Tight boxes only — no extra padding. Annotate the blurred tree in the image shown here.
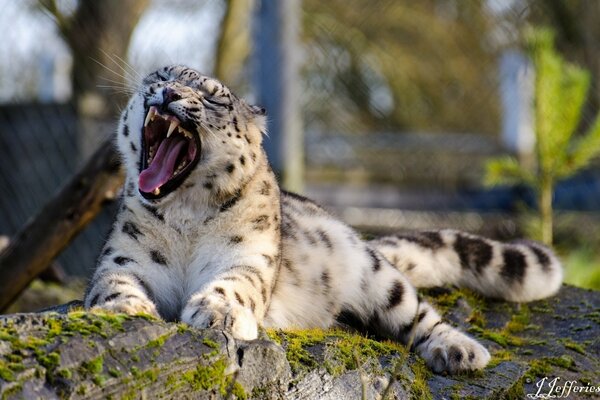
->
[485,28,600,245]
[38,0,149,118]
[526,0,600,127]
[302,0,501,135]
[214,0,253,88]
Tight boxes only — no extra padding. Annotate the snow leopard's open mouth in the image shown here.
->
[138,106,201,200]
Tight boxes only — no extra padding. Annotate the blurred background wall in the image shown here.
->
[1,0,600,305]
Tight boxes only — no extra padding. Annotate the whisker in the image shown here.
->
[100,49,143,83]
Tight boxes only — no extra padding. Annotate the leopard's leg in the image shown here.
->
[85,248,160,318]
[180,252,279,341]
[337,244,490,374]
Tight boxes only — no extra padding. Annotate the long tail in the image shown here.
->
[370,229,563,302]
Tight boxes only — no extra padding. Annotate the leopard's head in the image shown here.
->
[118,65,266,203]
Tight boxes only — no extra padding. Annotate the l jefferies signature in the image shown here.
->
[528,377,600,398]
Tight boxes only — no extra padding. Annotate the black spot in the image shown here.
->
[502,248,527,284]
[123,110,128,122]
[283,258,301,286]
[451,348,463,363]
[244,135,252,144]
[122,221,143,241]
[396,231,444,250]
[234,292,244,306]
[250,152,256,161]
[249,298,256,312]
[191,308,201,320]
[141,203,164,222]
[417,309,428,323]
[453,234,493,273]
[104,292,121,302]
[89,293,100,307]
[129,273,154,302]
[220,191,241,212]
[262,254,274,266]
[261,287,268,304]
[252,215,270,231]
[230,235,243,244]
[387,281,404,309]
[150,250,168,266]
[317,230,333,248]
[528,245,551,271]
[130,142,137,152]
[233,116,240,132]
[468,351,475,361]
[406,262,416,271]
[100,246,114,258]
[321,271,331,292]
[367,248,381,272]
[122,125,129,137]
[214,287,226,297]
[126,181,135,197]
[113,256,135,266]
[239,155,246,165]
[226,164,235,173]
[259,181,272,196]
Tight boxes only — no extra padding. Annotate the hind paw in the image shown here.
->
[417,325,490,374]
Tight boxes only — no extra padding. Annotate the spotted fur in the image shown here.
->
[85,65,563,374]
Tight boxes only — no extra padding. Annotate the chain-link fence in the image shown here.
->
[1,0,600,282]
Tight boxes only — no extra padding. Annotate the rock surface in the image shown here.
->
[0,284,598,399]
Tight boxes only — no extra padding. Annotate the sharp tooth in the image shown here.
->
[167,120,179,138]
[153,188,160,195]
[144,107,156,126]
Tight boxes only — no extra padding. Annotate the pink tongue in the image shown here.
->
[139,137,186,193]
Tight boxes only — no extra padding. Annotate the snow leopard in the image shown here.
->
[84,65,563,374]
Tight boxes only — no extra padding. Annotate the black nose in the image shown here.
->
[163,87,182,106]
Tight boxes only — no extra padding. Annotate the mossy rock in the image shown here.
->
[0,284,599,399]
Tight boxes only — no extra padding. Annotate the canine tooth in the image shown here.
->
[167,120,179,138]
[153,188,160,195]
[144,107,156,126]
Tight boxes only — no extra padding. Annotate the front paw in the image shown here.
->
[92,296,160,319]
[181,294,258,341]
[417,326,490,374]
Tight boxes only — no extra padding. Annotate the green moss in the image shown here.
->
[130,366,141,378]
[57,368,72,379]
[82,355,104,375]
[268,328,408,378]
[143,368,159,383]
[423,287,487,316]
[466,309,486,328]
[147,332,172,348]
[36,350,61,382]
[488,349,512,368]
[176,357,246,399]
[202,338,220,349]
[560,338,586,355]
[0,360,16,382]
[266,329,325,373]
[547,355,576,370]
[408,357,433,400]
[108,367,122,378]
[525,359,554,380]
[469,326,524,347]
[504,306,531,333]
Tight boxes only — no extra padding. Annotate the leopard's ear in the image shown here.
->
[250,105,266,116]
[243,101,267,135]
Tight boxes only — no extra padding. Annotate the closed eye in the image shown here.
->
[202,97,230,107]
